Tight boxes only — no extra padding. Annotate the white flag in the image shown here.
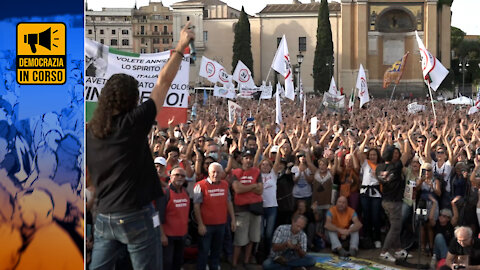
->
[233,60,256,88]
[277,82,285,98]
[216,63,234,88]
[415,31,449,91]
[228,100,242,123]
[299,78,304,102]
[356,64,370,108]
[213,85,236,99]
[468,99,480,115]
[199,56,219,84]
[310,117,317,135]
[275,88,282,124]
[328,76,340,96]
[303,96,306,121]
[271,35,295,100]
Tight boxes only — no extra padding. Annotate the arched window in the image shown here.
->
[376,8,415,32]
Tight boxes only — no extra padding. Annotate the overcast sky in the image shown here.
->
[86,0,479,35]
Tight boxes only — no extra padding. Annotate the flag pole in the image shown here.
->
[303,96,306,121]
[257,68,273,114]
[388,84,397,106]
[256,90,262,114]
[427,81,437,119]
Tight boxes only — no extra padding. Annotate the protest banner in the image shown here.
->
[85,39,190,127]
[213,85,236,99]
[260,83,273,99]
[322,92,345,109]
[238,86,260,99]
[407,102,426,114]
[228,100,242,123]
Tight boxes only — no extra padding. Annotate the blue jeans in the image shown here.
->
[360,195,382,241]
[401,202,413,228]
[263,255,316,270]
[90,204,162,270]
[222,215,233,258]
[262,207,278,254]
[197,224,225,270]
[433,233,448,259]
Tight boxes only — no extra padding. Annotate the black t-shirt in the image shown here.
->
[434,221,454,245]
[448,237,480,266]
[87,99,163,213]
[375,161,404,201]
[277,171,294,212]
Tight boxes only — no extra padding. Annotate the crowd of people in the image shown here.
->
[87,91,480,270]
[86,22,480,270]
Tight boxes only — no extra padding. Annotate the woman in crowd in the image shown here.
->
[356,132,383,249]
[292,150,314,209]
[416,162,442,255]
[258,139,283,256]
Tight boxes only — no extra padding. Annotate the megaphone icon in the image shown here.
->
[24,27,51,53]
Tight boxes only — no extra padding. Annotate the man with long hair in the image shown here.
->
[86,23,194,269]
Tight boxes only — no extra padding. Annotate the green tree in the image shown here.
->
[438,0,453,6]
[232,6,254,78]
[313,0,334,94]
[451,26,466,54]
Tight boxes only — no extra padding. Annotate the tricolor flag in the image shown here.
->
[383,52,409,88]
[356,64,370,108]
[415,31,449,91]
[271,35,295,100]
[233,60,256,88]
[348,89,355,112]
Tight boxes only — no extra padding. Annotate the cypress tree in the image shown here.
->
[232,6,254,78]
[313,0,334,94]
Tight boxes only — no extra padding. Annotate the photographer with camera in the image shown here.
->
[441,226,480,270]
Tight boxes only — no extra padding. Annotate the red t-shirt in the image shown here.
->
[231,167,262,206]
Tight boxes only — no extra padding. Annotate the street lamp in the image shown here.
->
[297,52,304,100]
[459,57,469,96]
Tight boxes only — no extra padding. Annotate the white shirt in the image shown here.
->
[292,166,312,198]
[432,160,452,192]
[360,160,381,197]
[262,170,278,208]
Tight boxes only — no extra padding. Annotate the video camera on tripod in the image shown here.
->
[415,197,428,224]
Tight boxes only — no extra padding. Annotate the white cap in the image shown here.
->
[270,145,279,153]
[154,157,166,166]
